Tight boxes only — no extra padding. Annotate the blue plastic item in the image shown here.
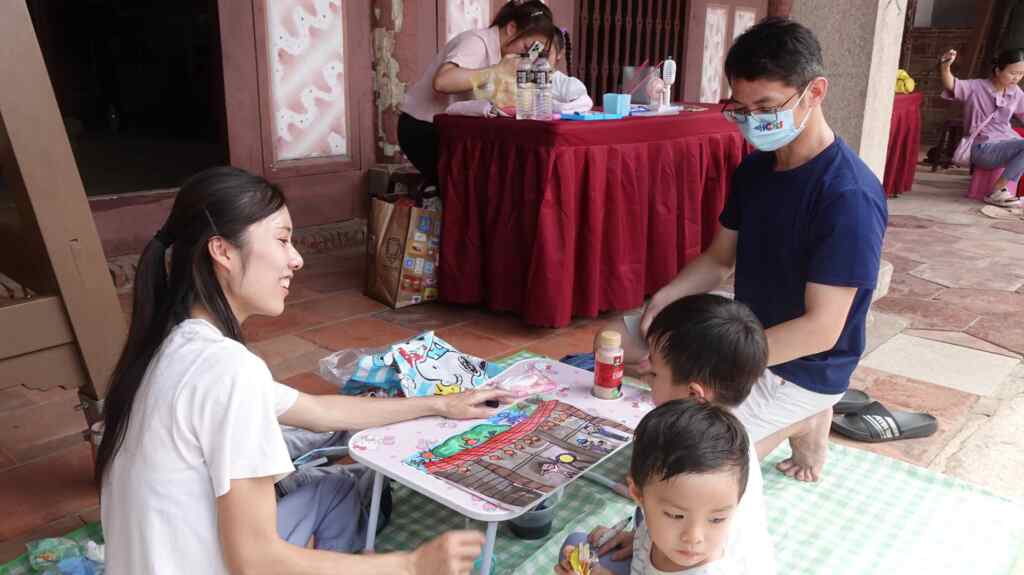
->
[561,112,625,121]
[602,93,632,116]
[560,353,595,372]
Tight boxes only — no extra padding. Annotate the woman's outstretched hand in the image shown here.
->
[439,389,513,420]
[940,49,957,65]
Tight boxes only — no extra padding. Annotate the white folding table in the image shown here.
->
[349,358,654,575]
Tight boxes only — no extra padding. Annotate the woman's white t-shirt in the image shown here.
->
[101,319,299,575]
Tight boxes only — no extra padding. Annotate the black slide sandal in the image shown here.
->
[834,389,872,415]
[831,401,938,443]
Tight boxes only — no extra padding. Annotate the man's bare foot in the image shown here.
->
[776,407,832,482]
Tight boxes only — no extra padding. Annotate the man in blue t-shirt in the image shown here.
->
[610,19,887,483]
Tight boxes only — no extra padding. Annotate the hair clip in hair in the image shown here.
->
[203,208,220,236]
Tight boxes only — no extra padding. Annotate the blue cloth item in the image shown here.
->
[719,138,888,395]
[54,557,99,575]
[344,350,405,397]
[560,353,596,372]
[277,475,367,552]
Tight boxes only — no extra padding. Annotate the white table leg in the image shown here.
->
[479,521,498,575]
[364,472,384,552]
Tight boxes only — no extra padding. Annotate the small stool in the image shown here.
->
[966,166,1018,201]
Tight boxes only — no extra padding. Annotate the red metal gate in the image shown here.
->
[575,0,687,102]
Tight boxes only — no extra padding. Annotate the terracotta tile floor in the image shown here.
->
[4,163,1024,562]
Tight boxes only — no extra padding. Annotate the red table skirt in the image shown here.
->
[437,111,748,327]
[883,92,923,197]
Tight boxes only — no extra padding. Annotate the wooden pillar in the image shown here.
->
[0,0,127,413]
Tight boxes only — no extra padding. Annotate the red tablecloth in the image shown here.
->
[883,92,923,197]
[436,110,748,327]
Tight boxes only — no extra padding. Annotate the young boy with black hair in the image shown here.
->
[557,400,758,575]
[558,294,775,575]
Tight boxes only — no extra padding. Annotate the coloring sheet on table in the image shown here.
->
[405,395,633,509]
[349,358,655,519]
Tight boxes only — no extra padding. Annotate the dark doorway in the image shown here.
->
[14,0,229,201]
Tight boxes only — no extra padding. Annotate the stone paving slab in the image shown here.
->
[862,334,1020,397]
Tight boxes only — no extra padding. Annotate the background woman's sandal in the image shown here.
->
[980,204,1023,220]
[831,401,938,443]
[984,187,1022,208]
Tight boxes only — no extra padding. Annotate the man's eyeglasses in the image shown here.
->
[721,87,805,125]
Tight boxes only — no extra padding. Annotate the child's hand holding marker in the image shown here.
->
[554,543,612,575]
[591,516,633,553]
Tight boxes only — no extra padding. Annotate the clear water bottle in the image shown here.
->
[516,55,535,120]
[533,54,552,121]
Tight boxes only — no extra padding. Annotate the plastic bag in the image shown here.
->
[317,347,389,386]
[27,539,80,571]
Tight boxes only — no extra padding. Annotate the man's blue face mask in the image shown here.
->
[725,85,813,152]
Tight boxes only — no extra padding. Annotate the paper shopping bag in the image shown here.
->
[365,196,441,308]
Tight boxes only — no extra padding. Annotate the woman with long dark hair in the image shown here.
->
[941,47,1024,207]
[398,0,557,186]
[97,166,505,574]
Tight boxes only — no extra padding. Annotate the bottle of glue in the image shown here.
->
[593,331,624,399]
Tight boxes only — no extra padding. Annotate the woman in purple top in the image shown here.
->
[941,48,1024,207]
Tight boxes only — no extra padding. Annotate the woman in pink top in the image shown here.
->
[941,48,1024,207]
[398,0,556,187]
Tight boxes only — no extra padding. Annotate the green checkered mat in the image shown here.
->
[376,443,1024,575]
[375,352,1024,575]
[762,443,1024,575]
